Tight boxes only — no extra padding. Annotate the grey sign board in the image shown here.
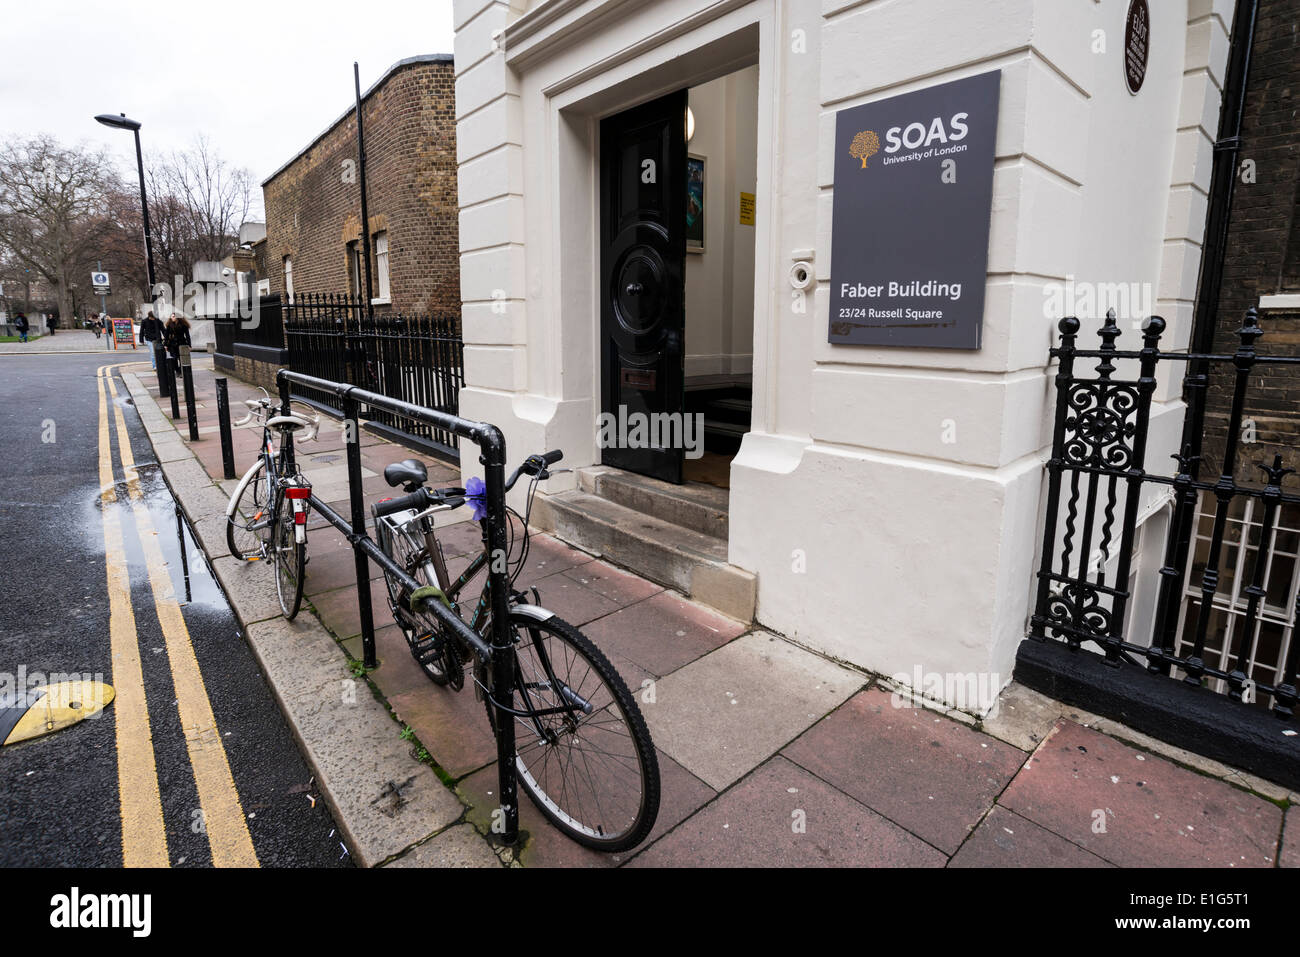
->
[828,70,1001,350]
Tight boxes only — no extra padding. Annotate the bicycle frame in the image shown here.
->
[375,501,592,733]
[226,401,305,551]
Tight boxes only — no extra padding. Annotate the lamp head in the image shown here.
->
[94,113,142,132]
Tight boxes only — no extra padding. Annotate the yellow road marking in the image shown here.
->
[97,370,170,868]
[104,370,259,868]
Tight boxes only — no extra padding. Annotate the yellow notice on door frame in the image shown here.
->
[739,192,756,226]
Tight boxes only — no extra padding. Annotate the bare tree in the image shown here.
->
[0,135,126,324]
[146,136,254,284]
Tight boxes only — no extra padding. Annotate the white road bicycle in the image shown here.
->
[225,390,320,619]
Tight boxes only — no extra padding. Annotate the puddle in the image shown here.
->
[85,460,227,611]
[132,462,227,609]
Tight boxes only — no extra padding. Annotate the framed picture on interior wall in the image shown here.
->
[686,154,705,253]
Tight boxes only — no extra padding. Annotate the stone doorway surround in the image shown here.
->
[452,0,1235,710]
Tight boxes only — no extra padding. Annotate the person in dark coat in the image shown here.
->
[140,312,165,368]
[13,312,29,342]
[162,314,191,363]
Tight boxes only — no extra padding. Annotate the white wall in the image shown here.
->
[684,66,759,379]
[452,0,1231,713]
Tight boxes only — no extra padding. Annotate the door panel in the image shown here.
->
[600,90,687,484]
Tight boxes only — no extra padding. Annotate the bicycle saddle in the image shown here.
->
[384,459,428,492]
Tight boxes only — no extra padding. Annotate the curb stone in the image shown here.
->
[120,370,496,868]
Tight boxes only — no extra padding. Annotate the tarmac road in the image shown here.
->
[0,353,349,867]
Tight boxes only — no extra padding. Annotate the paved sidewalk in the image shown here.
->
[124,354,1299,867]
[0,329,119,354]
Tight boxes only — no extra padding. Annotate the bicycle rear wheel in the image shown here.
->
[380,531,461,688]
[273,492,305,619]
[226,459,269,561]
[486,612,659,852]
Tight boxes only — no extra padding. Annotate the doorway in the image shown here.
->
[598,66,759,490]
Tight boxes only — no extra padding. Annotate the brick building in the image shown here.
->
[1203,0,1300,479]
[261,53,459,315]
[1167,0,1300,716]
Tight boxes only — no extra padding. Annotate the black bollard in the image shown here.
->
[180,346,199,442]
[168,356,181,420]
[215,377,236,480]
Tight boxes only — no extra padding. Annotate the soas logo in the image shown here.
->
[850,130,880,169]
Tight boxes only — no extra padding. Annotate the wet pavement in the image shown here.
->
[0,353,349,866]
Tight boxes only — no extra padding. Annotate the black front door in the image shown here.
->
[600,90,687,484]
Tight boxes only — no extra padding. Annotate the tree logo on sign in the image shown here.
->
[850,130,880,169]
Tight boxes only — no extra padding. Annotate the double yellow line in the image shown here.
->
[97,365,258,868]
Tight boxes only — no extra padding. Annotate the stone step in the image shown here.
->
[534,489,755,622]
[579,466,729,538]
[704,396,752,425]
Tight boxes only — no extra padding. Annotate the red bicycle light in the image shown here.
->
[294,510,308,525]
[286,486,312,500]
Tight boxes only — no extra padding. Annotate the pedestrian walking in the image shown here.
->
[90,314,104,339]
[139,311,165,369]
[163,313,191,365]
[13,312,29,343]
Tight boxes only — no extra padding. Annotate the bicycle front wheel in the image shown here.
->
[226,459,269,561]
[486,612,659,852]
[273,492,305,619]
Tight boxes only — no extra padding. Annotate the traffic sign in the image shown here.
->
[91,270,110,295]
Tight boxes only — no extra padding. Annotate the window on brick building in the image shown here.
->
[374,231,390,303]
[347,242,362,299]
[283,256,294,304]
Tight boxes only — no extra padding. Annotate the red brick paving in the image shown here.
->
[1281,806,1300,868]
[458,748,717,868]
[948,805,1112,868]
[782,686,1025,854]
[629,756,948,868]
[581,591,746,678]
[999,722,1282,868]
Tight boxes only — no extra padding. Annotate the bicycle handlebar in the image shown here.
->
[375,449,562,519]
[505,449,564,493]
[373,487,467,520]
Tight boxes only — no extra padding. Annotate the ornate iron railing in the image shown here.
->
[1029,307,1300,719]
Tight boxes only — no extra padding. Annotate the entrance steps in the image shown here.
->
[533,466,756,622]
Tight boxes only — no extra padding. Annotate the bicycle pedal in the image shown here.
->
[412,633,444,664]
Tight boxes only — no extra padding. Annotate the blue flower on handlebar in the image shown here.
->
[465,476,487,521]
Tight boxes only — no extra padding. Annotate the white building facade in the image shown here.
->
[451,0,1234,711]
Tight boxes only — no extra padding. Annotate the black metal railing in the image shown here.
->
[283,293,465,460]
[1028,307,1300,722]
[282,294,360,409]
[275,368,519,844]
[214,293,288,371]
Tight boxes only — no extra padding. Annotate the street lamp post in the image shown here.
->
[95,112,163,392]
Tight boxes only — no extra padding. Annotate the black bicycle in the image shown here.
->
[371,450,660,851]
[225,391,318,619]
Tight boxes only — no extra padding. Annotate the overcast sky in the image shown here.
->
[0,0,457,218]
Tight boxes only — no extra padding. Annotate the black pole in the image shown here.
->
[344,392,377,668]
[175,504,192,604]
[215,377,236,480]
[168,356,181,420]
[181,347,199,441]
[481,425,518,845]
[132,124,157,304]
[353,63,375,321]
[1183,0,1259,462]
